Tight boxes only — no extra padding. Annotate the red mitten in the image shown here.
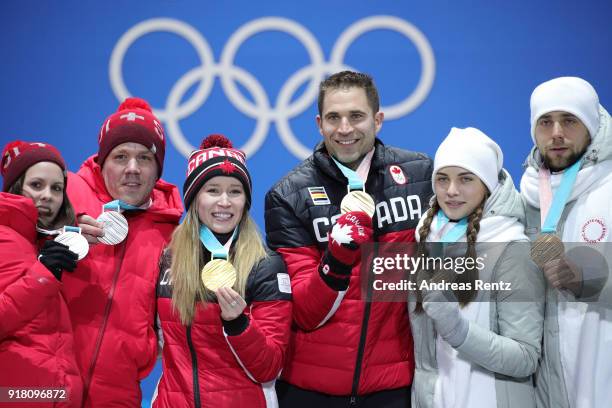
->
[328,211,373,264]
[320,211,373,291]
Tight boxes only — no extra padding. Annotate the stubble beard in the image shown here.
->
[542,147,587,172]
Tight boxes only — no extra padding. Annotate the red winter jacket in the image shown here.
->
[153,249,292,408]
[62,156,183,407]
[0,193,83,408]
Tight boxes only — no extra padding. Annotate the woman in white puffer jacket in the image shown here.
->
[409,127,544,408]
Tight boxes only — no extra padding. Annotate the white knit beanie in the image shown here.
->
[530,77,600,142]
[433,127,503,193]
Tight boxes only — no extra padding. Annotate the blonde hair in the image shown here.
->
[414,196,486,311]
[169,204,267,325]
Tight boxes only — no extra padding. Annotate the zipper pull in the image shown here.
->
[349,396,358,406]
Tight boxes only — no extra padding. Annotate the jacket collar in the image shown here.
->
[0,192,38,242]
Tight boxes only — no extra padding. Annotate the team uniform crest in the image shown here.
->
[308,186,331,205]
[389,165,407,185]
[581,218,608,243]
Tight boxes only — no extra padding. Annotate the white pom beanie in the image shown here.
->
[530,77,600,142]
[433,127,503,193]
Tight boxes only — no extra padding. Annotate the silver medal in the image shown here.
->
[96,211,129,245]
[55,230,89,260]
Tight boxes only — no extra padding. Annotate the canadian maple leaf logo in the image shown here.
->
[330,223,354,245]
[389,165,408,184]
[219,159,236,174]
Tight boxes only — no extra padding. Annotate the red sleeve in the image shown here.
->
[379,228,416,243]
[0,234,60,339]
[225,300,292,383]
[277,246,348,331]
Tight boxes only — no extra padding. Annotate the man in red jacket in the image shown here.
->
[265,71,433,407]
[62,98,183,407]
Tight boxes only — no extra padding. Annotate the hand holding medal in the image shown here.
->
[216,286,247,321]
[76,214,105,244]
[36,225,89,261]
[96,201,129,245]
[54,226,89,260]
[530,234,564,269]
[530,160,581,271]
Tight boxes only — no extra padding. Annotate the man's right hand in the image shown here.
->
[77,214,105,244]
[327,211,373,266]
[542,256,582,296]
[319,211,373,291]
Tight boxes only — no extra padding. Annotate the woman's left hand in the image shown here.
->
[216,287,247,321]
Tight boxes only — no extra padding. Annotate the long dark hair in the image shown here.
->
[414,196,486,312]
[8,172,76,230]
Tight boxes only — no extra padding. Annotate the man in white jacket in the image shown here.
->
[520,76,612,408]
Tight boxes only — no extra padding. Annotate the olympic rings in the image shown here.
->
[109,16,435,159]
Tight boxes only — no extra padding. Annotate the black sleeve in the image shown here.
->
[245,250,292,304]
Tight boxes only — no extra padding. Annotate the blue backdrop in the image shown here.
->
[1,1,610,406]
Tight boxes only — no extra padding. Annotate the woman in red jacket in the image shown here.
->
[0,140,83,407]
[153,135,292,408]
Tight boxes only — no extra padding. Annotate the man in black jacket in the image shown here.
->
[265,71,432,407]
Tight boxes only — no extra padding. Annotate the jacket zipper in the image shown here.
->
[187,326,202,408]
[83,241,127,401]
[349,242,377,405]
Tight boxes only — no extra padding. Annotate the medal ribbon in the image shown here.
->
[539,159,581,233]
[332,157,365,191]
[199,225,237,260]
[538,167,553,228]
[436,211,468,243]
[36,225,82,235]
[63,225,82,234]
[103,199,146,212]
[36,226,62,235]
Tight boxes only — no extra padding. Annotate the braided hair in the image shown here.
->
[414,196,487,312]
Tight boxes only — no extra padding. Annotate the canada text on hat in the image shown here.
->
[182,134,252,210]
[187,147,246,176]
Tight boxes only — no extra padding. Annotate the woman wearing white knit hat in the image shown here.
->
[408,127,545,408]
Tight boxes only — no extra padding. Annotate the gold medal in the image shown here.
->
[531,233,564,268]
[201,259,237,291]
[340,190,375,218]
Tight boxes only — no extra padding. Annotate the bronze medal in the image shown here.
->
[96,211,129,245]
[531,233,564,268]
[201,259,237,291]
[340,190,375,218]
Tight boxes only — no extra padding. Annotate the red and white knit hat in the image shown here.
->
[1,140,66,191]
[97,97,166,176]
[183,134,252,210]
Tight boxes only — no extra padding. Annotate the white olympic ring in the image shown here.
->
[109,16,436,159]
